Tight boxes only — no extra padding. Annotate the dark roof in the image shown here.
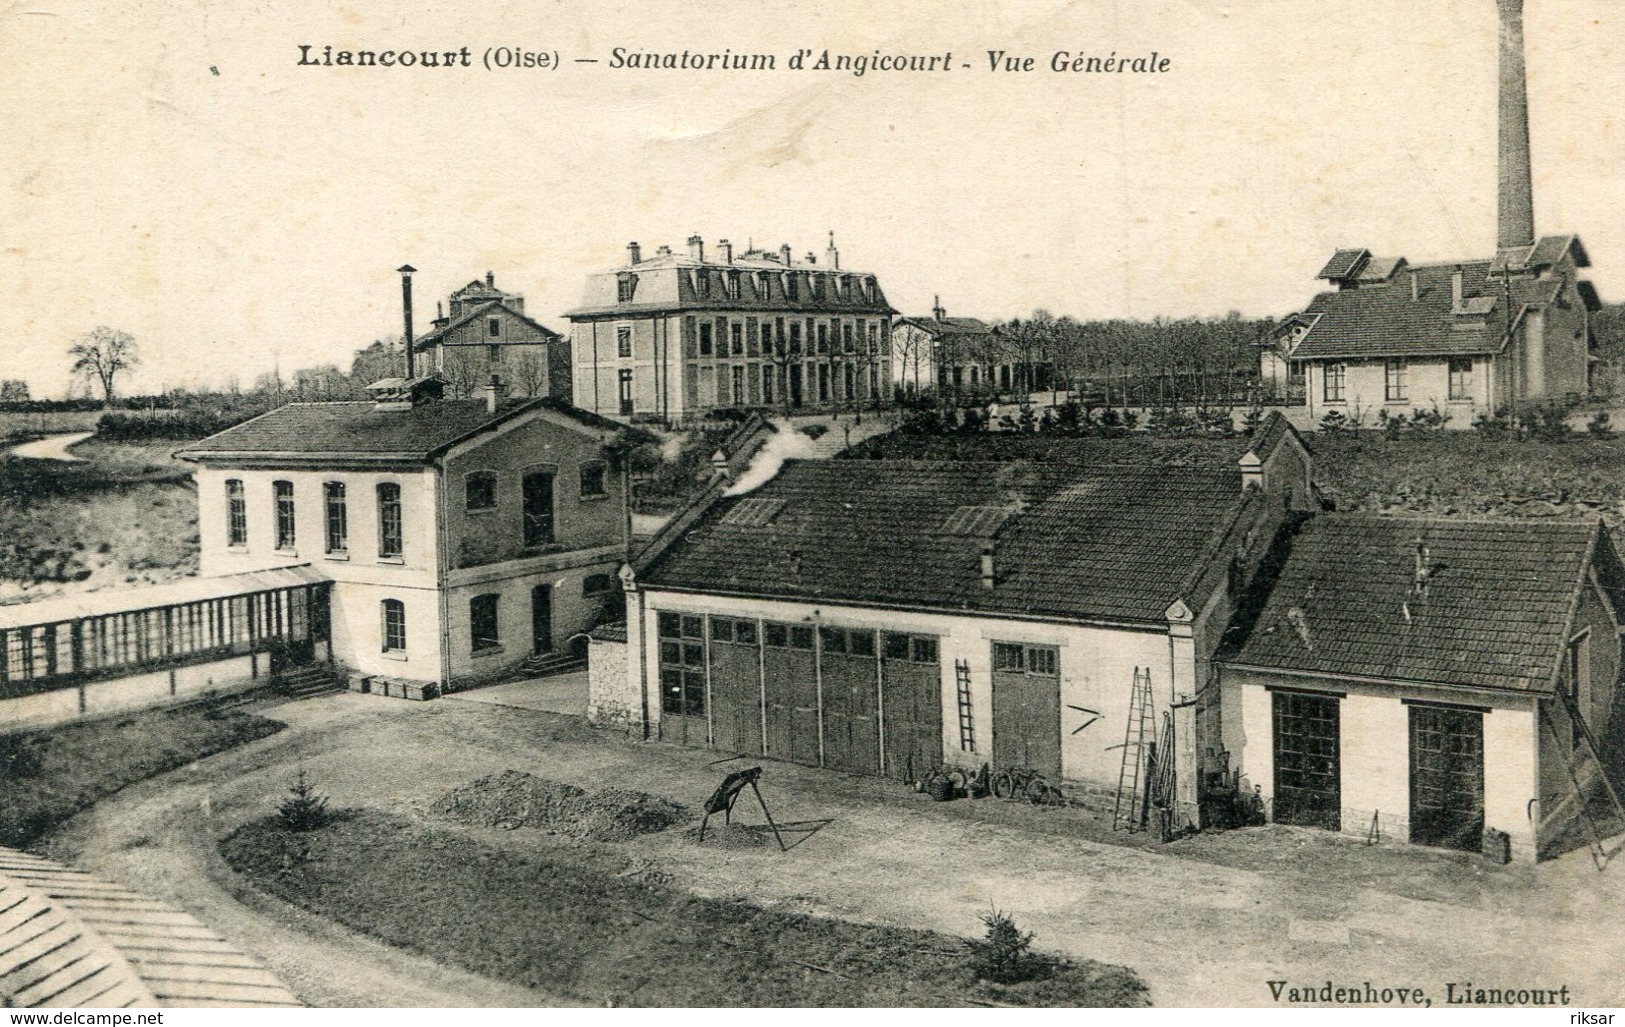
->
[641,459,1247,626]
[416,300,560,349]
[1228,516,1603,693]
[1317,248,1370,281]
[176,396,632,463]
[1291,238,1590,361]
[894,316,995,337]
[589,621,628,642]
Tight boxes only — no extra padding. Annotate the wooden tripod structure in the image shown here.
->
[698,766,787,852]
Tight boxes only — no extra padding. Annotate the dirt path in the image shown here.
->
[42,693,1625,1007]
[7,431,94,462]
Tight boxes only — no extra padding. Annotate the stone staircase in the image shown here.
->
[517,649,587,678]
[275,662,346,700]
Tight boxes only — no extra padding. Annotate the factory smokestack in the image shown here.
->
[398,264,417,379]
[1496,0,1535,251]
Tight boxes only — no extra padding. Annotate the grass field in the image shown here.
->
[0,439,198,603]
[1,701,284,848]
[220,809,1148,1007]
[0,409,102,445]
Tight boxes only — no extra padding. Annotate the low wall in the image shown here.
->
[0,654,260,732]
[586,637,637,731]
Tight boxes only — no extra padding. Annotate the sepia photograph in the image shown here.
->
[2,0,1624,1013]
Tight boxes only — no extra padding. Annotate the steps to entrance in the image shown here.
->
[517,651,587,678]
[275,663,345,700]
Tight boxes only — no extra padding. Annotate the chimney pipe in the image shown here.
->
[981,544,995,589]
[719,239,733,264]
[1496,0,1535,250]
[627,241,641,264]
[687,234,705,263]
[485,270,494,288]
[482,374,501,414]
[780,243,792,266]
[825,231,840,271]
[1451,265,1465,312]
[1410,269,1420,302]
[933,295,946,322]
[398,264,417,379]
[1413,538,1431,595]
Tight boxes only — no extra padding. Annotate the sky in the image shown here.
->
[2,0,1622,398]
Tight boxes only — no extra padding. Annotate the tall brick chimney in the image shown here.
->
[398,264,417,379]
[1496,0,1535,251]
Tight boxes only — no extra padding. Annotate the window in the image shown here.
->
[377,483,403,558]
[618,368,634,415]
[731,366,745,408]
[582,573,613,597]
[273,481,296,550]
[522,469,555,547]
[1323,363,1346,403]
[762,365,775,404]
[488,344,503,364]
[579,460,608,498]
[843,323,854,352]
[465,471,497,512]
[617,326,633,359]
[699,322,713,356]
[616,272,637,303]
[657,612,706,717]
[730,322,744,355]
[993,642,1025,672]
[1448,357,1474,401]
[726,271,741,300]
[470,594,500,652]
[488,317,501,338]
[817,323,829,354]
[225,479,247,546]
[882,632,939,663]
[323,482,347,554]
[1568,631,1591,748]
[1385,359,1408,402]
[746,318,759,356]
[763,622,813,650]
[709,617,757,645]
[381,599,406,652]
[790,322,802,354]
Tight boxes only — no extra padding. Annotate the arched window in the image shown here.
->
[381,599,406,652]
[377,483,403,557]
[225,479,247,546]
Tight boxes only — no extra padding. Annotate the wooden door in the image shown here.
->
[708,617,763,756]
[762,622,819,766]
[530,585,553,654]
[1272,690,1341,830]
[1409,704,1485,851]
[991,643,1062,780]
[880,632,943,781]
[820,628,881,776]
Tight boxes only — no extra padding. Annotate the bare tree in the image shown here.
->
[509,350,550,398]
[69,326,139,407]
[439,347,485,399]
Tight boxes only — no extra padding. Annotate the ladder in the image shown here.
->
[1543,691,1625,869]
[1113,667,1154,832]
[955,659,976,753]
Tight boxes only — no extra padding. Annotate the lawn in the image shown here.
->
[1,700,284,848]
[220,809,1149,1007]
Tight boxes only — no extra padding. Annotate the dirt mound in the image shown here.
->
[432,770,689,841]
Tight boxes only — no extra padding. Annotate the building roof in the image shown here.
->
[1289,238,1589,361]
[415,299,560,350]
[1226,516,1610,694]
[0,565,329,631]
[175,396,631,464]
[640,459,1249,626]
[893,316,996,337]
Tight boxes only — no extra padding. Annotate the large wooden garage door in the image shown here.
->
[763,622,820,766]
[880,632,943,782]
[1272,689,1341,830]
[708,617,763,755]
[820,627,881,775]
[990,642,1062,780]
[656,612,707,747]
[1409,704,1484,851]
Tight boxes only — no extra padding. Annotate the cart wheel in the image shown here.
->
[1025,779,1059,805]
[945,768,970,795]
[993,771,1018,800]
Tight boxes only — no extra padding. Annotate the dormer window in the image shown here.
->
[786,273,799,302]
[693,270,709,297]
[726,271,741,300]
[616,272,638,303]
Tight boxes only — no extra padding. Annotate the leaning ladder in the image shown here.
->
[955,659,976,753]
[1546,691,1625,869]
[1113,667,1154,832]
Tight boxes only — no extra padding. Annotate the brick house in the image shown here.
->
[414,272,571,400]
